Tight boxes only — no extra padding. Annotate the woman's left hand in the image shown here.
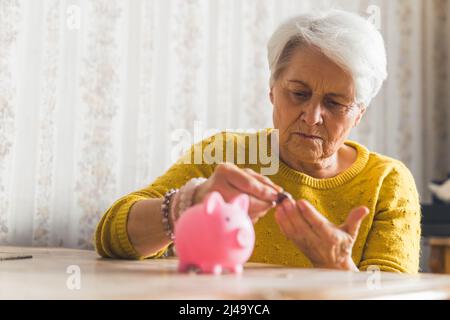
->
[274,198,369,271]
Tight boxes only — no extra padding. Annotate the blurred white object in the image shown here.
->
[429,179,450,203]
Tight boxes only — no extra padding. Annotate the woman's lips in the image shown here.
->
[294,132,323,140]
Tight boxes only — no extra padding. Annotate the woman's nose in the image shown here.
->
[300,100,323,126]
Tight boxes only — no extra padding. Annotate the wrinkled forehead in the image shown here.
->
[282,45,355,99]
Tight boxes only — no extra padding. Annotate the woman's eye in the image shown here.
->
[293,92,308,98]
[329,101,340,106]
[326,99,343,108]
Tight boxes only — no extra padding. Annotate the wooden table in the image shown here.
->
[2,246,450,299]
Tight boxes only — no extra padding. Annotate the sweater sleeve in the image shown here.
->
[358,161,422,273]
[94,137,216,259]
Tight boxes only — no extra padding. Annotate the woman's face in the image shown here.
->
[270,45,366,164]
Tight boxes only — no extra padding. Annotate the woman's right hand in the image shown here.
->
[192,163,283,224]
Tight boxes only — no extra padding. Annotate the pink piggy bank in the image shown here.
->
[174,191,255,275]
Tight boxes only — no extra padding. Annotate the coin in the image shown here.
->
[273,191,293,206]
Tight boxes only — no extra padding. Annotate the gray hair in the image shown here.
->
[267,9,387,107]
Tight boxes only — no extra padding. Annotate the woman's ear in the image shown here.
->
[353,104,366,128]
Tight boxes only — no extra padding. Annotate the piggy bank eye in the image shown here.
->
[225,217,230,222]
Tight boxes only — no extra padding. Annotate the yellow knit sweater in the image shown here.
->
[95,128,422,273]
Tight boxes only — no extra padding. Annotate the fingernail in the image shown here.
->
[281,199,289,212]
[283,199,294,212]
[275,206,285,217]
[297,200,306,211]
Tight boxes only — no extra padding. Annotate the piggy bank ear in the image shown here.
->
[231,194,249,212]
[204,191,225,215]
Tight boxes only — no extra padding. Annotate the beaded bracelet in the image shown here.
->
[169,190,181,227]
[161,188,178,241]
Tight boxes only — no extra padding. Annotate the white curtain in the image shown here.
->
[1,0,449,249]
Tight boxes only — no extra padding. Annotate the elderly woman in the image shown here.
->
[95,10,421,273]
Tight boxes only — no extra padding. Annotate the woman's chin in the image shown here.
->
[287,143,322,162]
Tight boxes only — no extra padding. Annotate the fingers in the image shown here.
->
[246,195,275,216]
[274,203,296,237]
[342,206,369,238]
[296,199,333,236]
[243,168,283,193]
[281,198,319,243]
[218,163,278,202]
[216,182,273,219]
[274,197,367,270]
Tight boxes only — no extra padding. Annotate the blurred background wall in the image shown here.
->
[0,0,449,250]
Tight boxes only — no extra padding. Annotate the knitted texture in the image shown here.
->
[95,128,421,273]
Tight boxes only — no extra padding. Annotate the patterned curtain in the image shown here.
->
[0,0,449,249]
